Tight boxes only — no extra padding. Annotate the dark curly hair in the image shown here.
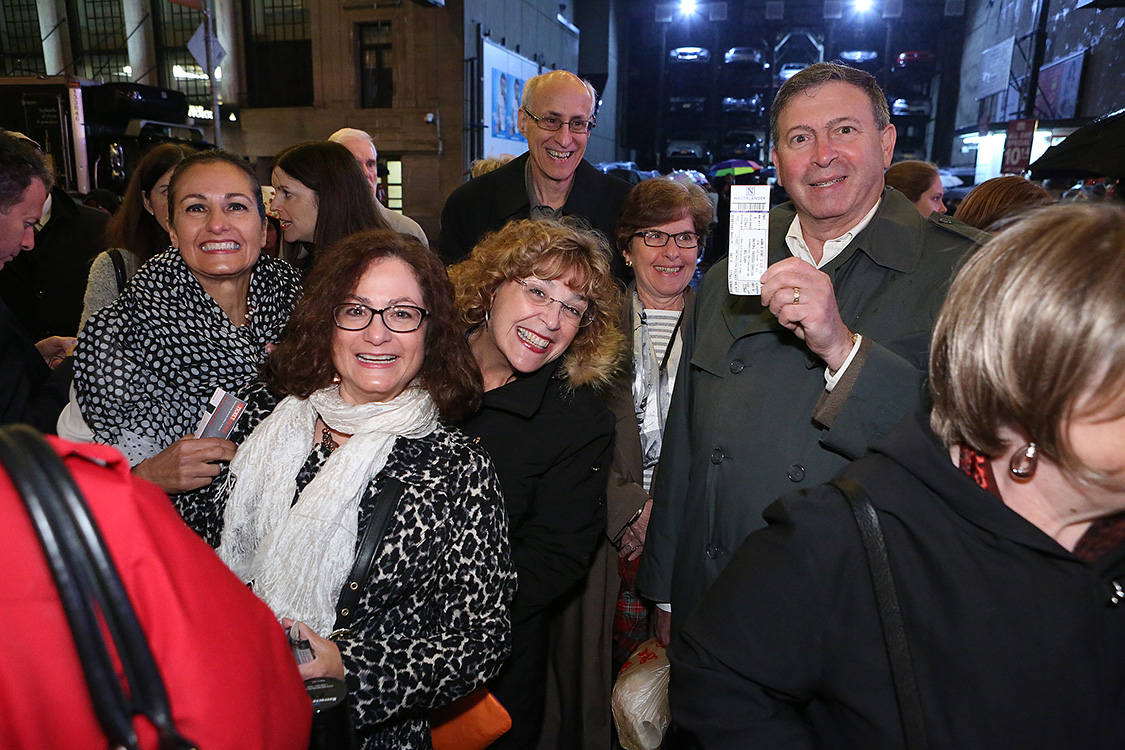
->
[265,229,483,423]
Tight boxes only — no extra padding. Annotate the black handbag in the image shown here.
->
[307,475,407,750]
[831,477,931,750]
[0,423,196,750]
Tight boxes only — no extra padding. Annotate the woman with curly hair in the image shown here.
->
[450,217,626,749]
[180,228,515,748]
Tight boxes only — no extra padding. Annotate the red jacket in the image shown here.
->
[0,437,312,749]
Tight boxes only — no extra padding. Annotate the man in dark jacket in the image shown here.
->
[0,132,74,431]
[0,183,108,340]
[637,63,988,639]
[437,70,631,277]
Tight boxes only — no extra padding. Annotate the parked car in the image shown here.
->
[777,62,810,83]
[839,49,878,63]
[719,130,764,161]
[667,139,710,160]
[894,51,935,70]
[724,47,764,66]
[722,94,765,115]
[670,46,711,63]
[891,97,931,117]
[671,96,707,114]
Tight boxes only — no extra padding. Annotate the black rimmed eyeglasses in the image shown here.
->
[333,303,428,333]
[630,230,701,249]
[521,108,596,135]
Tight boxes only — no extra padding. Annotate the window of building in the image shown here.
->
[358,22,393,109]
[0,0,45,75]
[242,0,313,108]
[384,158,403,212]
[70,0,128,82]
[153,1,211,106]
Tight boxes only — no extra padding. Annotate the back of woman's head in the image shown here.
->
[267,229,482,423]
[953,175,1053,232]
[883,160,939,202]
[931,203,1125,482]
[450,217,626,389]
[106,143,195,261]
[273,141,386,256]
[616,177,714,254]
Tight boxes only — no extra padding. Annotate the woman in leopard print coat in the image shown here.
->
[183,231,516,749]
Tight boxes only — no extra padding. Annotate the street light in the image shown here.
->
[681,0,698,15]
[854,0,873,11]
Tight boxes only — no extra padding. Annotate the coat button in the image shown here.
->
[710,448,725,464]
[786,463,805,482]
[705,543,723,559]
[729,359,745,374]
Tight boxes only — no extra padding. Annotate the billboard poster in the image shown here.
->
[482,38,539,157]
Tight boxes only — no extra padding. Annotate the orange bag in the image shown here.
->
[430,687,512,750]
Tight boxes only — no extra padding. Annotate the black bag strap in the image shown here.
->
[831,477,930,750]
[108,248,127,294]
[333,475,405,630]
[0,424,195,750]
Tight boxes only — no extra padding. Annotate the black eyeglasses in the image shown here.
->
[333,303,428,333]
[521,108,596,135]
[631,230,700,249]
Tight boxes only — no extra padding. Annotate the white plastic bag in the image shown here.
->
[611,638,670,750]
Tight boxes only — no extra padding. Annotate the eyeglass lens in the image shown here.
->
[641,230,698,249]
[334,304,425,332]
[516,279,590,324]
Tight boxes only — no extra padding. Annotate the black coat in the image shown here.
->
[459,361,614,749]
[672,413,1125,750]
[0,298,70,432]
[0,187,108,340]
[437,152,632,278]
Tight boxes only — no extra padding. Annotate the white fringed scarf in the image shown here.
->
[217,384,438,634]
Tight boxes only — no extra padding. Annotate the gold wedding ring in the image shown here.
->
[793,287,801,305]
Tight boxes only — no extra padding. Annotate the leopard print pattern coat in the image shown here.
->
[177,382,517,748]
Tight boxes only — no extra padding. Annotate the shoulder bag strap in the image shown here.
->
[333,475,406,631]
[0,424,195,750]
[107,248,127,294]
[830,477,930,750]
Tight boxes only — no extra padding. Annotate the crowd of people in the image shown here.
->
[2,61,1124,750]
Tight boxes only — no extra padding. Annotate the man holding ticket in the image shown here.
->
[637,62,987,640]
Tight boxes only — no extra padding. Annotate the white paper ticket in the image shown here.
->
[727,184,771,296]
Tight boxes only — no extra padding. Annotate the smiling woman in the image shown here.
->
[450,218,625,748]
[177,229,514,749]
[65,150,301,505]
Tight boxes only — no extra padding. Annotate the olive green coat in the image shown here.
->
[637,188,987,631]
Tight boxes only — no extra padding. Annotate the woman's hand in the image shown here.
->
[618,499,653,562]
[133,435,237,494]
[282,618,345,681]
[35,335,77,369]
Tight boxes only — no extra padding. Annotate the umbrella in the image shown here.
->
[1028,108,1125,181]
[708,159,763,179]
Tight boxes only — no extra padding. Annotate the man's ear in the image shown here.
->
[771,147,783,187]
[880,124,897,168]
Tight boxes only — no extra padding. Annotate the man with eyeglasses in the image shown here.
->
[637,63,988,657]
[437,70,632,276]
